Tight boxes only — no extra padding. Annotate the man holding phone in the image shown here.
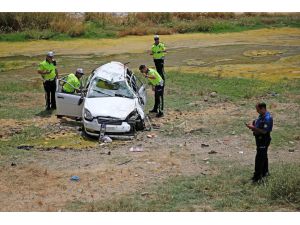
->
[246,102,273,183]
[37,51,58,110]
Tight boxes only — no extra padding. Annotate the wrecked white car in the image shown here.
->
[55,61,147,138]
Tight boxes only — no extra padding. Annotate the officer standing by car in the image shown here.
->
[150,35,166,82]
[37,51,58,110]
[63,68,84,94]
[246,102,273,183]
[139,65,164,118]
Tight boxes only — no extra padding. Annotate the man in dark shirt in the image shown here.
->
[246,102,273,183]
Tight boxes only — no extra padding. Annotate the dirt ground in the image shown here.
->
[0,28,299,211]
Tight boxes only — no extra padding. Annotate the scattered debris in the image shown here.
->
[231,131,236,135]
[11,162,16,167]
[17,145,34,150]
[130,145,144,152]
[117,159,133,166]
[201,143,209,148]
[210,92,217,98]
[107,151,111,155]
[204,96,209,102]
[147,134,157,138]
[270,92,279,97]
[100,135,112,143]
[238,151,244,154]
[152,124,161,129]
[141,192,150,196]
[216,139,222,144]
[288,149,295,153]
[208,150,217,154]
[203,158,209,161]
[189,127,210,134]
[70,176,80,181]
[288,141,295,145]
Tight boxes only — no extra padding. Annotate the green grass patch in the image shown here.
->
[0,125,44,157]
[164,71,300,109]
[66,163,300,211]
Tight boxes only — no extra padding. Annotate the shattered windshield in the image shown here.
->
[87,78,134,99]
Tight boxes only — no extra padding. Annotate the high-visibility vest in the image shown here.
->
[151,43,166,59]
[63,73,80,93]
[38,60,56,81]
[147,68,163,86]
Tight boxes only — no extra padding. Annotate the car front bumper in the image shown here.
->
[83,119,132,136]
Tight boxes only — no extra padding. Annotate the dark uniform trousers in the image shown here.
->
[154,59,165,81]
[43,79,56,109]
[254,135,271,179]
[154,84,164,113]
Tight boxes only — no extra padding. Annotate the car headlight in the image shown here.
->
[126,110,139,122]
[84,108,93,121]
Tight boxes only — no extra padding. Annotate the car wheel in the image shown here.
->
[135,117,145,131]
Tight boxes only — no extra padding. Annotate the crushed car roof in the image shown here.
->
[93,61,128,83]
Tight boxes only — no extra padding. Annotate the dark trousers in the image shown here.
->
[253,136,271,180]
[153,85,164,113]
[154,59,165,81]
[43,79,56,109]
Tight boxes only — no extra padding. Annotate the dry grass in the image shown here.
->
[1,13,299,41]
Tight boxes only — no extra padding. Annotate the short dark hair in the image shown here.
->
[139,65,146,70]
[256,102,267,109]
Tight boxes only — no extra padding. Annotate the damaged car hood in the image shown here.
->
[85,97,137,119]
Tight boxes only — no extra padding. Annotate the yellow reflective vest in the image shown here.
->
[38,60,56,81]
[151,43,166,59]
[63,73,81,93]
[147,68,163,86]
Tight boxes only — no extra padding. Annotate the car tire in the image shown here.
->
[135,117,145,131]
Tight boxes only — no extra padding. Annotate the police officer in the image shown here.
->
[37,51,58,110]
[63,68,84,94]
[150,35,166,81]
[139,65,164,118]
[246,102,273,183]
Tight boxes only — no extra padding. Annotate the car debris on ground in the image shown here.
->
[70,176,80,181]
[208,150,217,154]
[129,145,144,152]
[147,134,157,138]
[17,145,34,150]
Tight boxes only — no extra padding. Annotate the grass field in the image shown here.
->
[0,27,299,211]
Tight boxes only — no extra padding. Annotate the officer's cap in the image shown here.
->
[76,68,84,75]
[47,51,54,57]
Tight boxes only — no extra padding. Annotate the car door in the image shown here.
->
[138,84,146,108]
[134,76,147,108]
[55,79,84,118]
